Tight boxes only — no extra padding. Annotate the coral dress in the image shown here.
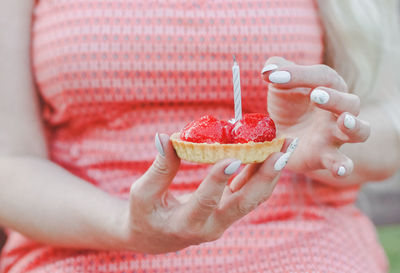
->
[1,0,388,272]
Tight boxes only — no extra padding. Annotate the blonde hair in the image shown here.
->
[317,0,400,131]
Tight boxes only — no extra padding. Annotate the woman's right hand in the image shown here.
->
[117,133,294,254]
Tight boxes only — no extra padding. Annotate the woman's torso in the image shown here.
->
[31,0,345,205]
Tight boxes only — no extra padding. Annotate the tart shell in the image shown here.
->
[170,132,285,164]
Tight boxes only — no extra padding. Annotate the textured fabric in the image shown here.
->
[1,0,388,272]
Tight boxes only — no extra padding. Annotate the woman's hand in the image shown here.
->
[118,133,294,254]
[261,57,370,180]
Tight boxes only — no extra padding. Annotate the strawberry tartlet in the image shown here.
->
[170,113,284,163]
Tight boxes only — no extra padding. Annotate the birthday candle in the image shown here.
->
[232,55,242,122]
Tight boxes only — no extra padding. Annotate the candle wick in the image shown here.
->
[233,55,236,63]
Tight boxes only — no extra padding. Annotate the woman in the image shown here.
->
[0,0,399,272]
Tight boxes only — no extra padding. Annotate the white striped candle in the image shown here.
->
[232,55,242,122]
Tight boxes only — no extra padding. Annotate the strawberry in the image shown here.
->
[180,113,275,144]
[180,115,233,144]
[231,113,276,143]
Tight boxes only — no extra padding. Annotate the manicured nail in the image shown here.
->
[224,160,242,175]
[287,138,299,154]
[310,89,330,104]
[344,114,356,130]
[337,166,346,176]
[269,71,291,84]
[155,133,165,157]
[274,152,291,171]
[261,64,278,74]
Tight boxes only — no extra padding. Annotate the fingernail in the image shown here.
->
[261,64,278,74]
[269,71,291,84]
[155,133,165,157]
[224,160,242,175]
[337,166,346,176]
[310,89,330,104]
[344,114,356,130]
[287,138,299,154]
[274,152,291,171]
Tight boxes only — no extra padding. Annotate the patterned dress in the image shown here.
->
[0,0,388,272]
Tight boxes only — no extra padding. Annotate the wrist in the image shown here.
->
[106,199,131,251]
[87,196,130,251]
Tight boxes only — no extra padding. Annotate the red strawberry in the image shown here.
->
[180,115,233,144]
[231,113,276,143]
[180,113,276,144]
[220,120,234,143]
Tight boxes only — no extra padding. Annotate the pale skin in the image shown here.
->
[261,57,400,186]
[0,0,399,254]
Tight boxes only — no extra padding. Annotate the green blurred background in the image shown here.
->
[357,172,400,273]
[378,225,400,273]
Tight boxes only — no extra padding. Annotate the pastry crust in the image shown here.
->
[170,132,285,164]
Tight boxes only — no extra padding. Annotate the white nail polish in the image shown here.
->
[344,114,356,130]
[224,160,242,175]
[269,71,291,84]
[274,153,291,171]
[287,138,299,154]
[261,64,278,74]
[310,89,330,104]
[155,133,165,156]
[337,166,346,176]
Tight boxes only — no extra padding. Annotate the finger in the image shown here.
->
[334,113,371,143]
[183,159,241,225]
[229,137,297,192]
[218,151,294,227]
[321,149,354,178]
[228,163,261,193]
[310,87,361,116]
[267,64,348,92]
[280,137,298,153]
[130,133,180,201]
[261,56,294,81]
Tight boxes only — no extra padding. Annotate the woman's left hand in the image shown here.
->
[261,57,371,180]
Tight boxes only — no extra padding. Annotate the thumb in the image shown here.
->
[130,133,181,200]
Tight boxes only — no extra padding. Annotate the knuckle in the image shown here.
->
[319,64,333,76]
[258,166,279,182]
[330,75,341,88]
[352,95,361,115]
[358,134,369,143]
[266,56,292,66]
[354,95,361,108]
[194,192,219,211]
[358,121,371,142]
[319,65,343,88]
[259,193,272,204]
[340,77,349,92]
[365,122,371,138]
[237,201,258,216]
[267,56,284,64]
[207,170,226,185]
[150,158,169,176]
